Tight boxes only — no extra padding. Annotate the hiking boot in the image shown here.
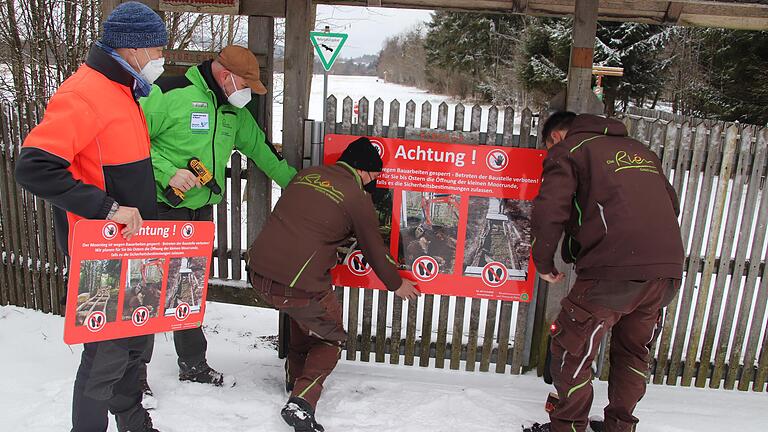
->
[522,423,551,432]
[139,379,157,410]
[120,410,159,432]
[588,418,605,432]
[178,361,224,386]
[281,396,325,432]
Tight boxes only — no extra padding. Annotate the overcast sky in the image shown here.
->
[315,6,433,58]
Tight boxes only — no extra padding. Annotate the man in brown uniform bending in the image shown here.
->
[524,112,684,432]
[248,137,420,432]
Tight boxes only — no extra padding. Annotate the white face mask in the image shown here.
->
[227,75,252,108]
[134,49,164,84]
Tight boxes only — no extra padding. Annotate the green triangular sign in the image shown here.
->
[310,32,348,71]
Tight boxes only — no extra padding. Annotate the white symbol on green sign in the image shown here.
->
[310,32,348,71]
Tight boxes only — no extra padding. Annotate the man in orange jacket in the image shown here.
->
[15,2,167,431]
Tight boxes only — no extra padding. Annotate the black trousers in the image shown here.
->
[141,203,213,375]
[72,336,149,432]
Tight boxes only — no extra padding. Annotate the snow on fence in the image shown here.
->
[1,95,767,391]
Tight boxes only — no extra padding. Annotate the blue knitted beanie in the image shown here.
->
[101,2,168,49]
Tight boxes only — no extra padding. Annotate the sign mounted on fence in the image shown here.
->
[63,220,215,344]
[159,0,239,14]
[310,31,348,71]
[325,134,546,302]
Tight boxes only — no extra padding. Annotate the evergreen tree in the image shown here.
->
[687,29,768,125]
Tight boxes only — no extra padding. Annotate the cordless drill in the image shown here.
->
[163,158,222,206]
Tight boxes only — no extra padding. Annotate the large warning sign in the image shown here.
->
[326,134,545,302]
[64,220,215,344]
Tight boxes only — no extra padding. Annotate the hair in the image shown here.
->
[541,111,577,145]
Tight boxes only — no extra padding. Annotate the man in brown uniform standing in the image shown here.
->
[248,137,420,432]
[524,112,684,432]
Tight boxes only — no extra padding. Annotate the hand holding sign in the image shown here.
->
[109,206,143,240]
[395,279,420,301]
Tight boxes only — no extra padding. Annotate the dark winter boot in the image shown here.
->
[588,418,605,432]
[178,361,224,386]
[281,396,325,432]
[117,408,159,432]
[139,379,157,410]
[522,422,551,432]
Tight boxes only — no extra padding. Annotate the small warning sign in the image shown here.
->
[412,256,439,282]
[310,32,348,71]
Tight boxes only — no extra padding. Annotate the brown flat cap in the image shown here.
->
[217,45,267,95]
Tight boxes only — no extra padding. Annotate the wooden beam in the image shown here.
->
[282,0,315,169]
[135,0,286,17]
[368,0,383,6]
[566,0,598,114]
[665,2,684,24]
[246,16,275,244]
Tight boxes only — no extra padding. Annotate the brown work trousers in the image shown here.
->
[549,278,679,432]
[251,273,347,408]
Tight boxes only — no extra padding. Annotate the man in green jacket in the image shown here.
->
[138,45,296,400]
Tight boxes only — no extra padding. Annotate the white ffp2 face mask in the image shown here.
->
[134,49,164,84]
[227,75,252,108]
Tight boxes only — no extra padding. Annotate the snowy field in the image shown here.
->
[1,303,766,432]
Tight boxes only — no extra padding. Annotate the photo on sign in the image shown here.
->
[397,191,460,274]
[335,187,393,266]
[463,197,532,282]
[164,256,208,316]
[74,259,122,326]
[122,258,165,321]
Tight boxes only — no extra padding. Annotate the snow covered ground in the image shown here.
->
[1,303,765,432]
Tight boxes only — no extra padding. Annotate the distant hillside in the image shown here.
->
[275,54,378,76]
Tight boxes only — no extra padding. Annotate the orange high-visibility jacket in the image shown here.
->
[15,45,158,254]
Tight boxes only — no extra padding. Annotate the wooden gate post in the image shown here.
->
[566,0,599,114]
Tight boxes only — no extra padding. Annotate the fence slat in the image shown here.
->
[357,97,369,136]
[450,297,466,370]
[437,102,448,130]
[739,129,768,391]
[216,198,228,279]
[372,98,384,137]
[360,288,374,361]
[681,124,740,387]
[471,105,482,133]
[711,127,764,389]
[520,108,532,148]
[387,100,400,139]
[231,153,242,280]
[34,196,51,313]
[405,100,416,128]
[465,298,482,371]
[326,95,337,135]
[672,122,692,197]
[502,107,515,148]
[0,140,17,306]
[434,295,450,368]
[404,296,419,365]
[420,101,432,129]
[649,120,665,157]
[419,294,435,367]
[661,123,722,385]
[677,123,702,250]
[486,106,498,145]
[346,288,360,361]
[375,290,388,363]
[480,299,498,372]
[510,301,531,374]
[390,295,403,364]
[495,301,513,373]
[341,96,353,135]
[660,122,679,180]
[7,106,31,307]
[755,328,768,391]
[453,104,465,132]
